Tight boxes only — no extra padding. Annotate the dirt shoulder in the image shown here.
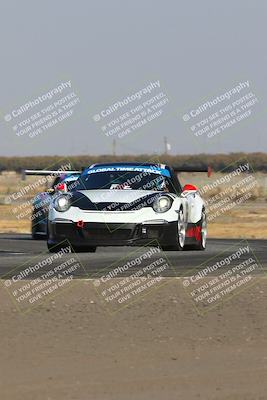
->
[0,278,267,400]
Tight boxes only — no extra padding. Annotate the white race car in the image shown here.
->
[47,162,210,253]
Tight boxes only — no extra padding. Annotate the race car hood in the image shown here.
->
[77,189,159,204]
[69,189,165,211]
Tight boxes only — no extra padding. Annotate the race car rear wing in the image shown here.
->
[173,166,212,177]
[22,169,81,180]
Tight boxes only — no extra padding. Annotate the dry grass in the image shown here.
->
[0,204,31,233]
[208,204,267,239]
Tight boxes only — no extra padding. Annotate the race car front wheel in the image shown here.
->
[47,241,71,253]
[71,246,97,253]
[184,208,207,251]
[161,207,186,251]
[177,207,186,250]
[195,209,207,250]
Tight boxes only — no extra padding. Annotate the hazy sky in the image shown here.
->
[0,0,266,156]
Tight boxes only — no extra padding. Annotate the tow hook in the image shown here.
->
[76,220,85,228]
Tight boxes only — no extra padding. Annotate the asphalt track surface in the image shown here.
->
[0,233,266,278]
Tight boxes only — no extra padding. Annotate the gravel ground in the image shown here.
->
[0,278,267,400]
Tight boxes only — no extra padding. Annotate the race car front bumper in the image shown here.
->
[47,219,178,248]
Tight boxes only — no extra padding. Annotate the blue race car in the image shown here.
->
[24,170,80,239]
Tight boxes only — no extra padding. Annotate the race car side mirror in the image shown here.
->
[55,183,67,192]
[183,184,198,192]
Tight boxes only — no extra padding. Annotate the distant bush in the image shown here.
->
[0,152,266,172]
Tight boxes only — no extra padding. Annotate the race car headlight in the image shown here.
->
[152,195,172,213]
[53,195,71,212]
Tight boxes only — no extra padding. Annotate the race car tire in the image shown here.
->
[184,209,207,251]
[71,246,97,253]
[47,242,71,253]
[161,207,186,251]
[32,232,42,240]
[194,209,207,250]
[32,224,46,240]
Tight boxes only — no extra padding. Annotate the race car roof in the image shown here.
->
[83,162,171,177]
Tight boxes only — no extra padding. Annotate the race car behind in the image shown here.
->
[24,169,80,239]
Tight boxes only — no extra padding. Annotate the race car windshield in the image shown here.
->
[74,170,173,192]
